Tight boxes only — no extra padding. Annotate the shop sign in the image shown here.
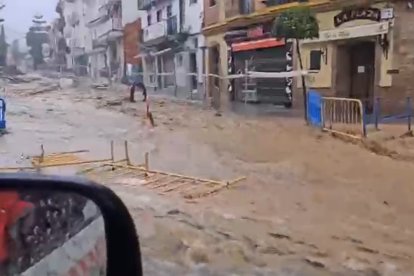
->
[302,22,389,43]
[334,7,381,27]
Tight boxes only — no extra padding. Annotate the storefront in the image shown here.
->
[225,24,293,106]
[299,3,395,113]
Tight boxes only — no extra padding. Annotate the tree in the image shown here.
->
[272,6,319,122]
[26,27,49,70]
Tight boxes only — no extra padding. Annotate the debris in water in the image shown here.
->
[91,83,109,90]
[268,232,291,240]
[105,100,122,106]
[304,256,326,268]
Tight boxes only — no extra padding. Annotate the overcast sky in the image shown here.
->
[2,0,58,42]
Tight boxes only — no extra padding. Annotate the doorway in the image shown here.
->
[336,41,375,113]
[189,52,197,90]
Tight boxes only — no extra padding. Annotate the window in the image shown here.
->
[147,15,151,25]
[209,0,216,7]
[166,5,172,17]
[309,50,322,71]
[190,0,197,4]
[157,10,162,22]
[193,38,198,49]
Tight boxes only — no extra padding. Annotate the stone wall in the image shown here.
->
[377,1,414,114]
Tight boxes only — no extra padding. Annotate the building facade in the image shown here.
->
[202,0,307,108]
[298,1,414,115]
[139,0,205,97]
[57,0,89,74]
[84,0,123,81]
[202,0,414,113]
[121,0,145,83]
[57,0,123,81]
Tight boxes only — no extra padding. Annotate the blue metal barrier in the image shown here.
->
[370,97,412,132]
[307,90,322,127]
[0,98,6,130]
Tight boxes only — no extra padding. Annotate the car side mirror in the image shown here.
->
[0,173,142,276]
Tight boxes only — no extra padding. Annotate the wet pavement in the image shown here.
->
[2,77,414,275]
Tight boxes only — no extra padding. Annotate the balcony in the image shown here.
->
[143,16,178,44]
[265,0,309,7]
[203,0,327,36]
[92,38,106,49]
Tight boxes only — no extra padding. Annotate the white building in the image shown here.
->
[84,0,123,81]
[58,0,88,73]
[121,0,145,26]
[139,0,204,96]
[58,0,123,81]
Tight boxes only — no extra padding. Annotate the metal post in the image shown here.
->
[155,55,159,92]
[144,152,149,177]
[374,97,380,130]
[362,105,367,137]
[320,99,325,130]
[124,140,131,165]
[201,46,207,104]
[244,60,248,105]
[407,97,412,133]
[110,140,114,162]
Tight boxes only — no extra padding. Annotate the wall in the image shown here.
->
[225,0,240,18]
[381,1,414,105]
[124,19,142,65]
[225,0,267,18]
[184,0,205,84]
[122,0,145,26]
[254,0,266,11]
[203,0,224,27]
[205,33,230,107]
[141,0,180,29]
[61,0,83,67]
[297,2,391,93]
[291,1,414,114]
[184,0,203,34]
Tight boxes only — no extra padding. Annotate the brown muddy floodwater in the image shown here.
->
[1,79,414,275]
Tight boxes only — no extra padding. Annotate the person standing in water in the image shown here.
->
[129,81,147,103]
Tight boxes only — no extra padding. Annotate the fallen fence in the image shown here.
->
[0,141,246,200]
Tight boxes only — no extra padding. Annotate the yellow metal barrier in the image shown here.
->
[322,97,366,139]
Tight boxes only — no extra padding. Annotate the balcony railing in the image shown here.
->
[265,0,309,7]
[143,16,178,43]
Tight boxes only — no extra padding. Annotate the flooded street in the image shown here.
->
[2,79,414,275]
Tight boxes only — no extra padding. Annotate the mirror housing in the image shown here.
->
[0,173,142,276]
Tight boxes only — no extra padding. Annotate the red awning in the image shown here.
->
[232,38,285,52]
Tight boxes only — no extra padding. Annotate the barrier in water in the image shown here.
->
[321,97,366,138]
[0,98,5,130]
